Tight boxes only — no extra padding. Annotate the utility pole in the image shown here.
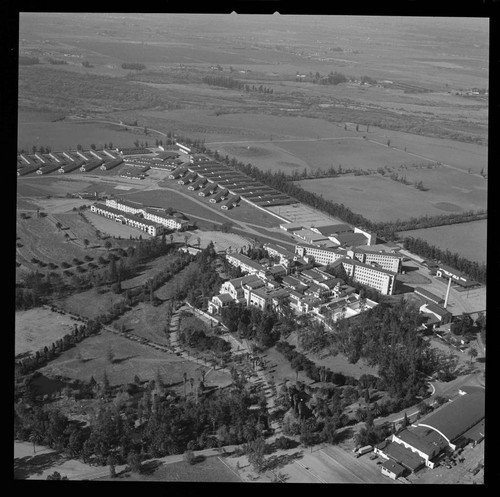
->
[444,277,452,309]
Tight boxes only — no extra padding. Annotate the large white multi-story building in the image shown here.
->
[104,199,188,231]
[90,203,164,237]
[347,248,403,273]
[295,244,347,266]
[335,257,396,295]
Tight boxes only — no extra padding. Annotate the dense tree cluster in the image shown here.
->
[202,75,244,90]
[403,236,486,284]
[296,71,348,85]
[332,300,437,403]
[14,374,270,467]
[178,325,231,355]
[221,303,281,349]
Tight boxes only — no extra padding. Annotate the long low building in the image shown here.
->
[295,244,347,266]
[90,203,164,236]
[414,286,445,305]
[225,252,267,278]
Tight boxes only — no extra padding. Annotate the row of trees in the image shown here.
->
[403,236,486,284]
[15,319,101,376]
[295,71,348,85]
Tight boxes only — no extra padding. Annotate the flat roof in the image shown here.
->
[422,302,452,317]
[414,287,444,302]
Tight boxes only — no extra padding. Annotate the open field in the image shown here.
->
[15,308,86,358]
[16,213,96,272]
[399,220,487,264]
[187,230,251,252]
[296,171,487,223]
[17,177,95,197]
[55,288,126,320]
[18,119,143,153]
[38,331,232,390]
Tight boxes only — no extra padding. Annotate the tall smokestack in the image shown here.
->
[444,277,452,309]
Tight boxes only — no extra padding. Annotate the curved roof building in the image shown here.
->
[415,389,485,449]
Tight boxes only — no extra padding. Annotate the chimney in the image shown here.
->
[444,277,452,309]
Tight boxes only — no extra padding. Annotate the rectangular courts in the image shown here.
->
[266,203,342,226]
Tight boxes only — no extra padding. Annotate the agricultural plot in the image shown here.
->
[399,220,487,264]
[296,171,487,223]
[17,177,94,197]
[38,332,232,391]
[15,307,86,358]
[17,119,145,153]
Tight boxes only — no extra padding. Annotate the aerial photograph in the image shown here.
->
[14,12,486,483]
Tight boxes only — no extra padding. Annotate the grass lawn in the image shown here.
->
[38,331,231,392]
[15,308,86,358]
[55,288,126,320]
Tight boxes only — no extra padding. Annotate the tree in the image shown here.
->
[127,450,142,473]
[104,240,112,252]
[247,437,267,473]
[108,454,117,478]
[468,347,478,364]
[46,471,68,480]
[83,239,90,249]
[56,221,63,231]
[387,139,391,147]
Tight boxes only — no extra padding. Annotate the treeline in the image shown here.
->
[296,71,348,85]
[275,341,358,386]
[48,58,68,65]
[202,75,244,90]
[201,75,274,94]
[19,55,39,65]
[403,236,486,284]
[122,63,146,70]
[15,318,100,376]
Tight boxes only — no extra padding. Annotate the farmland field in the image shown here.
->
[296,172,487,223]
[17,119,144,153]
[399,220,487,264]
[15,307,86,358]
[38,331,232,391]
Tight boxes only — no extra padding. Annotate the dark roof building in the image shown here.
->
[414,287,445,305]
[415,389,485,449]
